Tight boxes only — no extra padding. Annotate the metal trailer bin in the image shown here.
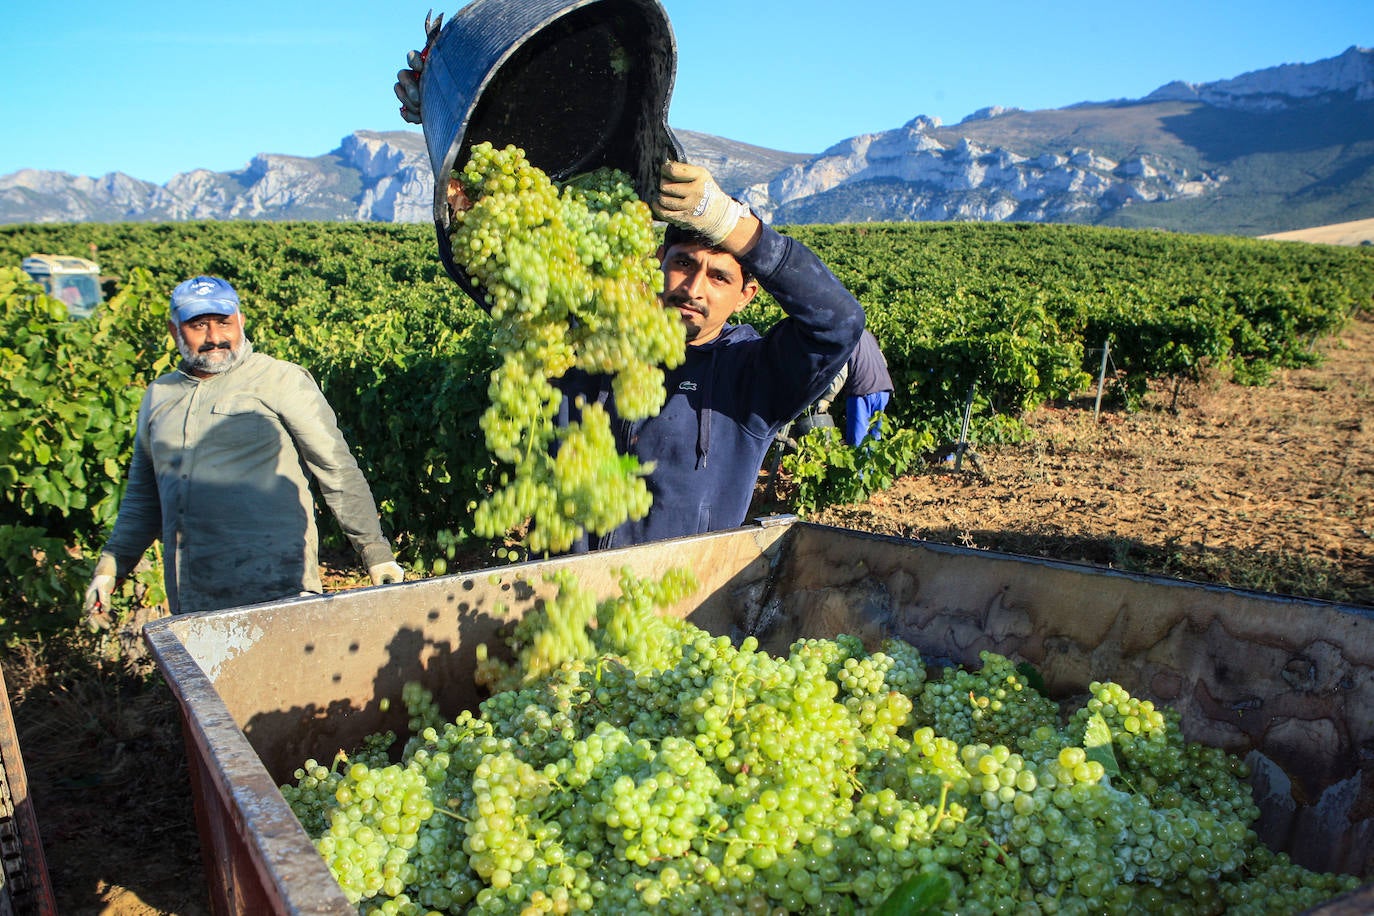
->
[143,518,1374,915]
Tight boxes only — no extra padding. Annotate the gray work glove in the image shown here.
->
[369,561,406,586]
[815,363,850,414]
[83,553,118,630]
[652,161,747,245]
[394,11,444,124]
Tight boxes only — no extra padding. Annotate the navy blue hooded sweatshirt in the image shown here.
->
[565,223,865,548]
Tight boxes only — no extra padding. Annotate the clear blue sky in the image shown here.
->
[3,0,1368,185]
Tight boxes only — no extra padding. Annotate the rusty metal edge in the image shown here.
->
[0,664,57,916]
[143,619,354,915]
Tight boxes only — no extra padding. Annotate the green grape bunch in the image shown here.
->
[916,649,1059,748]
[447,143,686,555]
[282,572,1362,916]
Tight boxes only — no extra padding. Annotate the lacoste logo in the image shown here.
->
[678,381,698,392]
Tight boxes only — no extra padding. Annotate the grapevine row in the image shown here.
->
[1,219,1371,634]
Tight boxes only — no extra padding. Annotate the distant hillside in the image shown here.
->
[749,46,1373,235]
[1259,217,1374,246]
[0,130,790,227]
[1,46,1370,237]
[0,131,434,224]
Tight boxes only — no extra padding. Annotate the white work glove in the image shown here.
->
[652,161,747,245]
[83,554,118,630]
[394,11,444,124]
[369,561,406,586]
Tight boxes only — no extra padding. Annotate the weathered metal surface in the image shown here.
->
[0,665,57,916]
[147,619,352,916]
[145,520,1374,914]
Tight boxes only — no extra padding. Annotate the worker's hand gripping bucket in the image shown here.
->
[418,0,685,300]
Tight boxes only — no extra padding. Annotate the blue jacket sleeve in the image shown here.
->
[737,225,866,431]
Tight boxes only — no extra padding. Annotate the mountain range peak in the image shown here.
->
[2,46,1370,237]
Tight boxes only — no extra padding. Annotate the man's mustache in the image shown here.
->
[198,341,232,353]
[666,295,702,315]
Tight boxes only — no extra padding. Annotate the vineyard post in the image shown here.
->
[1094,338,1111,421]
[954,382,976,472]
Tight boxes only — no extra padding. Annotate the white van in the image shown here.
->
[21,254,103,318]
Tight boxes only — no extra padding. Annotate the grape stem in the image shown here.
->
[432,807,470,824]
[931,781,957,832]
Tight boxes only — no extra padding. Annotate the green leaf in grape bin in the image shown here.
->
[1084,711,1122,778]
[871,870,952,916]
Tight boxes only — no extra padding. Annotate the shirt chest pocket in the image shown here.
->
[208,397,277,450]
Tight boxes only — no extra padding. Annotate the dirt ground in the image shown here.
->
[10,310,1372,915]
[811,310,1374,607]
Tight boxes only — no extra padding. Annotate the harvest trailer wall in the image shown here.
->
[0,665,57,915]
[144,520,1374,915]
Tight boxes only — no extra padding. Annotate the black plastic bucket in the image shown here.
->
[420,0,685,296]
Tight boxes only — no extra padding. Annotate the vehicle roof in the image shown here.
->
[21,253,100,273]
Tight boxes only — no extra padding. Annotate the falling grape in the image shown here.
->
[449,143,686,555]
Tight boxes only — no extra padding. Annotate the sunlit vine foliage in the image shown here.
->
[2,220,1370,633]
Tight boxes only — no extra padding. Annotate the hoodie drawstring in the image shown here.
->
[696,347,716,470]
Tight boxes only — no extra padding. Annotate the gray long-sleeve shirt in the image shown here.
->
[102,342,394,613]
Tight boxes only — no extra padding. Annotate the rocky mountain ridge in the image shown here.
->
[745,46,1371,227]
[1,46,1369,235]
[741,117,1225,225]
[1139,43,1373,109]
[0,132,435,224]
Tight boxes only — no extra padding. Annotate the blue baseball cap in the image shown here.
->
[170,276,240,323]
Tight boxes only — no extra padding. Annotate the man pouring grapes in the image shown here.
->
[396,28,866,551]
[567,161,867,547]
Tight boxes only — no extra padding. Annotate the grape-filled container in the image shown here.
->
[143,518,1374,914]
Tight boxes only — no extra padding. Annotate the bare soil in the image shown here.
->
[10,312,1372,915]
[810,310,1374,607]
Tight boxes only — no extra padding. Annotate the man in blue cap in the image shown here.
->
[83,276,404,621]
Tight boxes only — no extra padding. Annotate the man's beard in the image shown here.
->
[176,331,249,375]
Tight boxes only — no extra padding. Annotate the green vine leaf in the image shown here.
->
[1083,712,1122,778]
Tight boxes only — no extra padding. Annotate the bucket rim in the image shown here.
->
[419,0,683,299]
